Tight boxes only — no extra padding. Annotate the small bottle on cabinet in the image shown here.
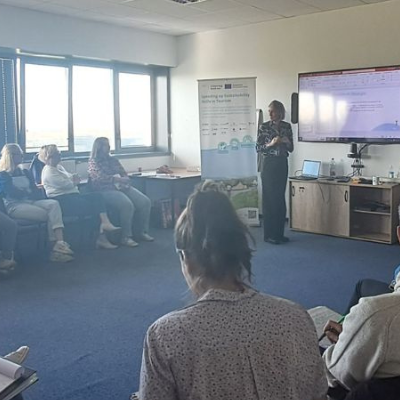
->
[388,165,395,179]
[329,158,336,177]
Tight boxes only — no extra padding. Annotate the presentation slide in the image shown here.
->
[298,67,400,142]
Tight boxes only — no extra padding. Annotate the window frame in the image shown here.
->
[13,54,169,160]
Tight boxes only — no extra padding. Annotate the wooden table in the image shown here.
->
[130,168,202,226]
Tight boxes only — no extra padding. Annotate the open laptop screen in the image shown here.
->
[302,160,321,178]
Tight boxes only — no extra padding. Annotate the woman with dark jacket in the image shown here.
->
[256,100,293,244]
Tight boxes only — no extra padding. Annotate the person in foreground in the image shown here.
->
[256,100,294,245]
[139,181,327,400]
[39,144,119,250]
[322,227,400,399]
[88,137,153,247]
[0,144,73,262]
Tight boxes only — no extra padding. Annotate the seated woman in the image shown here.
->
[88,137,153,247]
[322,230,400,399]
[39,145,119,250]
[139,181,327,400]
[0,144,73,263]
[0,211,17,272]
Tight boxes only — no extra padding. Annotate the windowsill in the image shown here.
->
[23,150,170,163]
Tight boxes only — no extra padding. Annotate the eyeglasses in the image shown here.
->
[176,248,185,261]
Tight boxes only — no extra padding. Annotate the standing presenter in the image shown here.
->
[256,100,293,244]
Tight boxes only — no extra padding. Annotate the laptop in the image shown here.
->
[290,160,321,180]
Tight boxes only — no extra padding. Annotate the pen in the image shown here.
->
[318,315,346,342]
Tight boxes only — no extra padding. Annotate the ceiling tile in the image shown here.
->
[188,0,242,12]
[300,0,365,11]
[91,2,150,18]
[124,0,207,18]
[235,0,319,17]
[52,0,109,10]
[218,5,280,22]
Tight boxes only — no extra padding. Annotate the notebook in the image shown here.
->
[290,160,321,180]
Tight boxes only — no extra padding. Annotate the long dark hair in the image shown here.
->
[175,180,254,287]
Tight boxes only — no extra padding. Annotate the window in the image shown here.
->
[24,64,69,152]
[12,54,169,157]
[73,66,115,152]
[119,73,152,147]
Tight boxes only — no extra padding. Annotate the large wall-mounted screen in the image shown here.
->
[298,66,400,143]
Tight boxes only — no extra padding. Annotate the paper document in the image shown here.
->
[0,358,25,392]
[308,306,342,348]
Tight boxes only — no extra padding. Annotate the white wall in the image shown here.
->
[0,4,175,173]
[0,5,177,67]
[171,0,400,178]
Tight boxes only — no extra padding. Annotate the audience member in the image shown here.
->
[0,144,73,262]
[322,227,400,399]
[139,181,327,400]
[344,265,399,314]
[39,144,119,250]
[0,211,17,272]
[88,137,153,247]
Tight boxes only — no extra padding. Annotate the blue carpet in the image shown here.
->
[0,227,398,400]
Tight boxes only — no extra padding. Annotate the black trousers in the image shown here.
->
[329,376,400,400]
[261,156,288,241]
[345,279,391,314]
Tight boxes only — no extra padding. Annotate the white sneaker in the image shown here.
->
[96,235,118,250]
[53,241,74,255]
[139,233,154,242]
[4,346,30,365]
[121,238,139,248]
[0,258,17,271]
[50,251,74,263]
[100,223,121,232]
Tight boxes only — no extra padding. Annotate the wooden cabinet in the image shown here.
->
[289,180,400,244]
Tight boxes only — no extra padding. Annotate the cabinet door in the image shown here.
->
[290,182,324,232]
[324,185,350,237]
[290,182,349,236]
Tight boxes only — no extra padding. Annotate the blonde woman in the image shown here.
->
[88,137,153,247]
[39,144,119,250]
[0,144,73,262]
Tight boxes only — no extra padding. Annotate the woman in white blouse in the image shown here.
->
[39,144,119,250]
[139,181,327,400]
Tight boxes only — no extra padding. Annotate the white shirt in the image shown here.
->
[140,287,327,400]
[41,165,79,198]
[323,288,400,390]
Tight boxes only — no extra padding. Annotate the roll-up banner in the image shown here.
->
[198,77,259,226]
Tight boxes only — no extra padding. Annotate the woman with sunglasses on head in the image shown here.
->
[0,143,73,263]
[39,144,119,250]
[139,181,327,400]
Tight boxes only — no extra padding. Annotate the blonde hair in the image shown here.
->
[0,143,23,172]
[91,137,110,160]
[38,144,59,165]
